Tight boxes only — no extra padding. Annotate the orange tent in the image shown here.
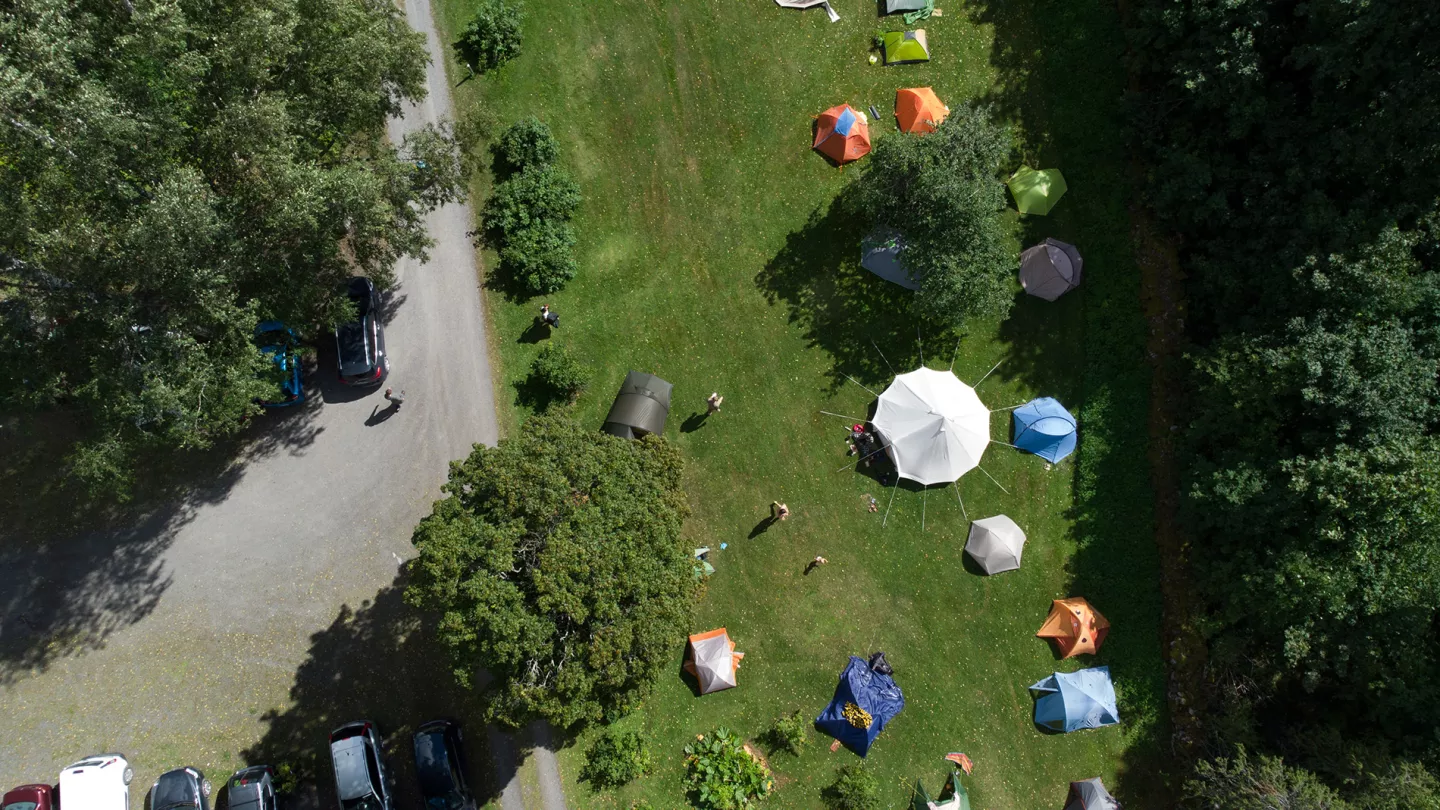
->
[1036,598,1110,658]
[814,104,871,164]
[895,87,949,134]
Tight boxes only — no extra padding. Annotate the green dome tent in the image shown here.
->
[882,30,930,65]
[1007,166,1067,215]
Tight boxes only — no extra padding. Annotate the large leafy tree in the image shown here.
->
[850,105,1014,329]
[0,0,463,493]
[404,413,696,728]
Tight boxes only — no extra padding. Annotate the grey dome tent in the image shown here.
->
[602,371,672,439]
[1019,238,1083,301]
[965,515,1026,574]
[861,227,920,290]
[884,0,927,12]
[1065,778,1119,810]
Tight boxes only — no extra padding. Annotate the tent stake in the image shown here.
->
[871,339,897,376]
[882,481,899,528]
[842,374,880,397]
[953,482,969,522]
[973,359,1003,389]
[978,465,1011,495]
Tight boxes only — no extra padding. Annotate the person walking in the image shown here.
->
[803,555,828,576]
[384,387,406,410]
[540,304,560,328]
[706,392,724,415]
[771,501,790,521]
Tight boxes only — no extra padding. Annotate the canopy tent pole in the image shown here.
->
[922,488,928,531]
[882,482,899,528]
[871,339,897,376]
[835,445,888,472]
[989,439,1021,448]
[949,337,962,372]
[973,359,1003,389]
[842,374,880,398]
[916,327,925,366]
[953,481,969,521]
[995,402,1030,411]
[978,465,1011,495]
[820,410,869,422]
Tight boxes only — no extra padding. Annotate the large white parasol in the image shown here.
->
[871,367,991,486]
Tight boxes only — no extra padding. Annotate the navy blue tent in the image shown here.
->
[1012,397,1077,463]
[816,656,905,756]
[1029,666,1119,733]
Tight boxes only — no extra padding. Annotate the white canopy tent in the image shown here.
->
[871,367,991,486]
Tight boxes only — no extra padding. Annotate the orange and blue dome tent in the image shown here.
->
[896,87,949,133]
[1036,597,1110,658]
[814,104,872,164]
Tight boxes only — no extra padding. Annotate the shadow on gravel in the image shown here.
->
[0,389,324,685]
[244,574,520,809]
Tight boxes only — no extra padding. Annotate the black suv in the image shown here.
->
[335,277,388,386]
[412,721,475,810]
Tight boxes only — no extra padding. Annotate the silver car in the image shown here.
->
[328,722,393,810]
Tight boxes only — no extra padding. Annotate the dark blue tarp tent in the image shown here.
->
[1012,397,1077,463]
[816,656,905,756]
[1029,666,1119,733]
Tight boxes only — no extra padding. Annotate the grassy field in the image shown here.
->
[437,0,1167,806]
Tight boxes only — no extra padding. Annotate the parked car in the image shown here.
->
[224,767,276,810]
[2,784,54,810]
[59,754,132,810]
[329,722,393,810]
[150,768,210,810]
[335,277,388,386]
[412,721,475,810]
[254,321,306,407]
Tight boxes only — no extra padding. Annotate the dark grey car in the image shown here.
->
[151,768,211,810]
[329,722,393,810]
[412,721,475,810]
[224,767,275,810]
[335,277,388,386]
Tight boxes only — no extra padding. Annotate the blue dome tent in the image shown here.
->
[816,656,905,756]
[1029,666,1119,733]
[1012,397,1077,463]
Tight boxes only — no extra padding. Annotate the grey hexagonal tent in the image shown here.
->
[861,227,921,290]
[1020,238,1083,301]
[965,515,1026,574]
[602,371,672,439]
[1065,778,1119,810]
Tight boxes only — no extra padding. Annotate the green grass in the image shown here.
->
[438,0,1168,806]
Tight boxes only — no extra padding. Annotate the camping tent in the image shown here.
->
[1020,239,1084,301]
[911,771,971,810]
[601,371,672,439]
[861,227,920,289]
[884,0,927,12]
[1008,167,1068,215]
[1012,397,1077,463]
[896,87,949,134]
[1065,778,1120,810]
[1030,667,1120,733]
[774,0,839,22]
[882,30,931,65]
[1037,598,1110,658]
[815,656,905,756]
[684,628,743,695]
[814,104,872,164]
[871,367,991,486]
[965,515,1026,574]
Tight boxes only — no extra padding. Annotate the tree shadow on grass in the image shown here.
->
[755,192,951,392]
[0,399,324,686]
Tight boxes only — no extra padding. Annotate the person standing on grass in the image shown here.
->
[803,555,828,575]
[771,501,790,521]
[384,387,406,410]
[540,303,560,328]
[707,392,724,415]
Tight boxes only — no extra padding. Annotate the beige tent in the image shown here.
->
[1019,238,1083,301]
[774,0,840,21]
[965,515,1026,574]
[684,628,744,695]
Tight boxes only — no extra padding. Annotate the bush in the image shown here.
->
[580,729,651,789]
[826,764,881,810]
[500,220,578,295]
[483,164,581,241]
[683,728,773,809]
[770,710,808,756]
[496,117,559,175]
[453,0,522,74]
[527,343,587,406]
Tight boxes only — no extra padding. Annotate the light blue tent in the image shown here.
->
[1012,397,1077,463]
[1029,666,1119,733]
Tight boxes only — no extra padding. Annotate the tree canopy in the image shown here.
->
[404,413,697,728]
[850,105,1014,329]
[0,0,463,494]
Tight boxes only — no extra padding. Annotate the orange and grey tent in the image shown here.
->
[896,87,949,134]
[814,104,872,164]
[684,628,744,694]
[1036,598,1109,658]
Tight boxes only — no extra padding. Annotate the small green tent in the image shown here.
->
[1007,166,1068,215]
[882,30,930,65]
[911,770,971,810]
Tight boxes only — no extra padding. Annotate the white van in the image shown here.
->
[59,754,133,810]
